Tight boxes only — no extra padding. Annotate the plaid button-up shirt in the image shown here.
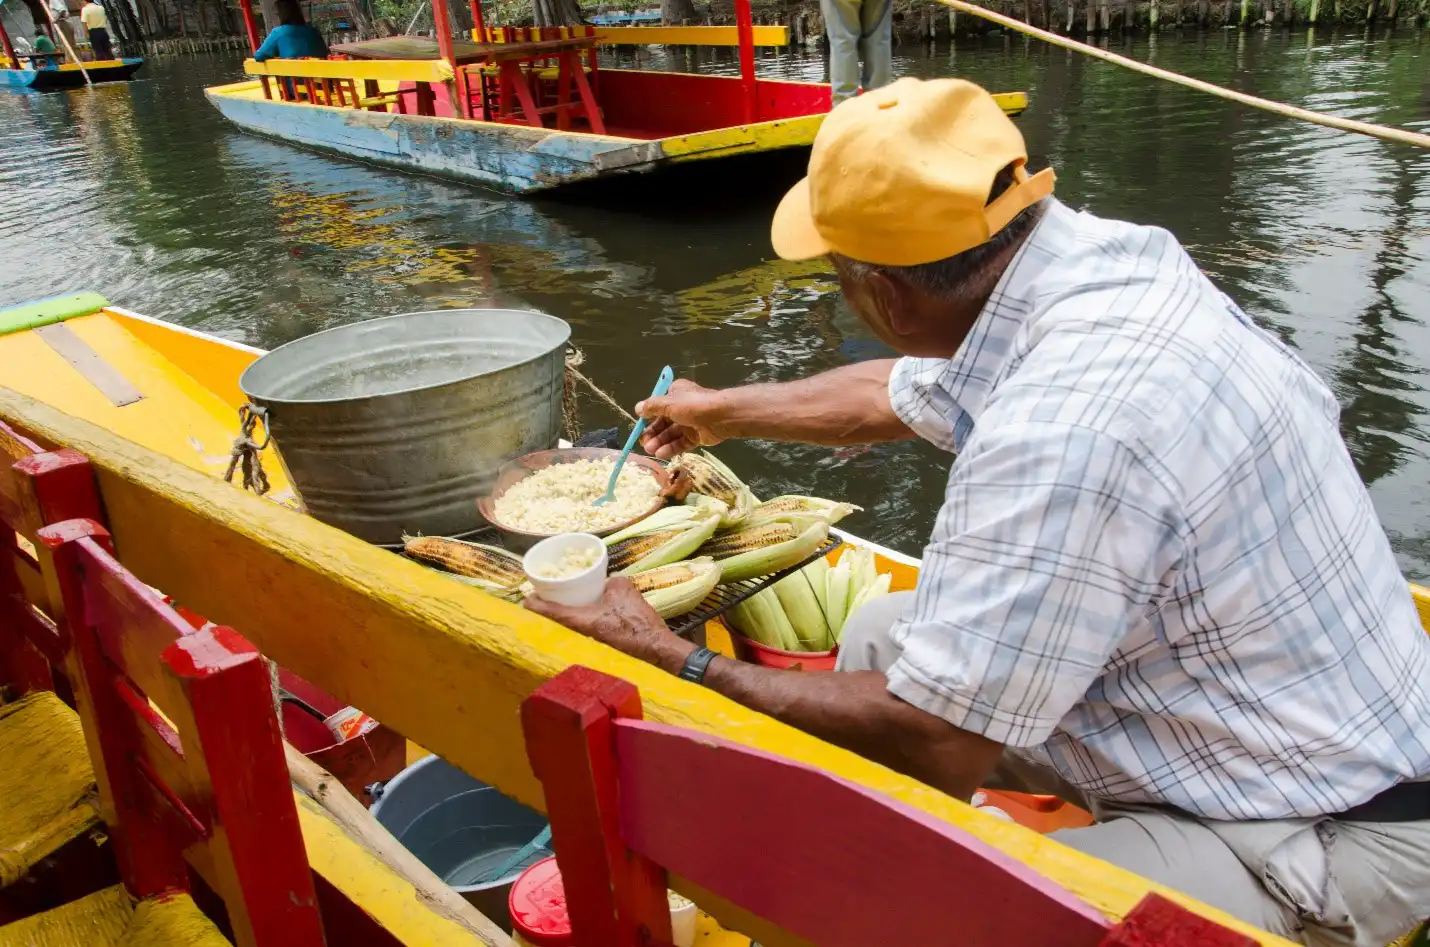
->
[886,198,1430,820]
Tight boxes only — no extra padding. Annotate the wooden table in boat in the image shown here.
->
[332,35,604,132]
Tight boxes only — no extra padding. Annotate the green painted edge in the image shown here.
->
[0,292,111,338]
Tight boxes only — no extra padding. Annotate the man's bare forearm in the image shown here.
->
[647,636,1000,800]
[710,360,914,446]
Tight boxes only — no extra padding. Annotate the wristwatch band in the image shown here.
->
[678,647,718,685]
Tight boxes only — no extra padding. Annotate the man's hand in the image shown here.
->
[523,577,693,672]
[636,379,729,460]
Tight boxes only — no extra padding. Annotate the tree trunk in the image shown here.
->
[1066,0,1076,30]
[662,0,697,23]
[533,0,582,27]
[258,0,281,32]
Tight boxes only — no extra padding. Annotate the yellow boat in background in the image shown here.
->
[0,292,1391,945]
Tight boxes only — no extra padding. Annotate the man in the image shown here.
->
[821,0,891,104]
[525,78,1430,946]
[78,0,109,60]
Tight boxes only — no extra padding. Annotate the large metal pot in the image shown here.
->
[239,309,570,545]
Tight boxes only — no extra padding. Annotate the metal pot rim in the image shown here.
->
[238,308,572,407]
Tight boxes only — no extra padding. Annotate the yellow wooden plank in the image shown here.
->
[0,385,1298,947]
[295,794,497,946]
[594,25,788,46]
[106,309,261,413]
[660,114,824,162]
[659,92,1025,163]
[0,313,293,504]
[243,57,454,84]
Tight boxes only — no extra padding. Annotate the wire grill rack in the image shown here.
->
[665,535,842,639]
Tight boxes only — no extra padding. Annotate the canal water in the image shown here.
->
[3,29,1430,574]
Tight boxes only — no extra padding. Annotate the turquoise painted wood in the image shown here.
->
[204,85,669,194]
[1,58,144,91]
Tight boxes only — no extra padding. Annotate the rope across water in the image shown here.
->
[939,0,1430,151]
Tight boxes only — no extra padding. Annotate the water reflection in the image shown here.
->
[3,32,1430,574]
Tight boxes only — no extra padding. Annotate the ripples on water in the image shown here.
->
[2,31,1429,574]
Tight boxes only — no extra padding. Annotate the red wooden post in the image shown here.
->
[469,0,487,42]
[237,0,261,53]
[733,0,757,123]
[1099,894,1258,947]
[40,521,327,947]
[522,666,673,947]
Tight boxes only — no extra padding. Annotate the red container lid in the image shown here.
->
[509,857,572,946]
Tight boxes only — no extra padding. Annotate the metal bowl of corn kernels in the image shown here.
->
[475,447,679,552]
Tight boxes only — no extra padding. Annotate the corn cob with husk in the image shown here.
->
[773,566,834,652]
[696,514,829,583]
[743,495,861,531]
[825,556,852,640]
[402,535,525,601]
[628,558,721,618]
[604,505,721,575]
[671,451,757,527]
[824,547,893,643]
[728,587,800,652]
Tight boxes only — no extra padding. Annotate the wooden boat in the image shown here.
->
[0,56,144,90]
[205,0,1027,194]
[2,292,1410,946]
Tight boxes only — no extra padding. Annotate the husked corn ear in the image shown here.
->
[403,535,525,593]
[825,557,852,641]
[773,567,834,652]
[629,558,721,618]
[672,452,756,527]
[698,515,829,583]
[729,588,799,652]
[605,506,721,575]
[745,495,861,530]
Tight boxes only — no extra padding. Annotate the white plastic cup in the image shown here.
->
[667,891,697,947]
[522,533,609,607]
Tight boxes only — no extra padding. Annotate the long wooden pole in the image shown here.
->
[40,3,89,85]
[937,0,1430,151]
[284,744,514,947]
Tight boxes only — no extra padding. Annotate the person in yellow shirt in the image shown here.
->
[79,0,111,61]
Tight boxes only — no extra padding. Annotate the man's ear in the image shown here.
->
[866,270,916,337]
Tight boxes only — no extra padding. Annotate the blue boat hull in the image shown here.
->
[1,58,144,91]
[204,82,673,195]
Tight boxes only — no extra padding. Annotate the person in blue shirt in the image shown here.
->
[253,0,329,62]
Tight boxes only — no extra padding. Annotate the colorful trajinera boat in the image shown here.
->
[0,8,142,90]
[205,0,1026,193]
[1,292,1418,946]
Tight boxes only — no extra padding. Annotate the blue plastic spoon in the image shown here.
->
[477,824,552,885]
[594,365,674,507]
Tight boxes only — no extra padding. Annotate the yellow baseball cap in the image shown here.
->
[771,78,1055,267]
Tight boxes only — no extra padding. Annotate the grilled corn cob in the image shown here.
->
[403,535,525,599]
[604,505,720,574]
[628,558,721,618]
[671,452,756,527]
[696,515,829,583]
[745,495,861,530]
[773,567,834,652]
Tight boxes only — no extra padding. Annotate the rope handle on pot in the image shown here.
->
[225,403,272,496]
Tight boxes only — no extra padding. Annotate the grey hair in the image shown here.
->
[831,166,1048,304]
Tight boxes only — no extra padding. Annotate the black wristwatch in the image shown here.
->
[678,647,718,685]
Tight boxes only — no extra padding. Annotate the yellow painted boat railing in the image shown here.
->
[0,384,1297,947]
[243,57,455,84]
[592,24,790,46]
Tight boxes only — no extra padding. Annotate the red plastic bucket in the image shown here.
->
[728,629,838,671]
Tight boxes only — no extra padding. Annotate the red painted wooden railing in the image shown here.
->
[39,519,327,947]
[0,419,103,698]
[522,665,1258,947]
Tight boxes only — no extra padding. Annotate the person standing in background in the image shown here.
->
[79,0,112,60]
[820,0,891,105]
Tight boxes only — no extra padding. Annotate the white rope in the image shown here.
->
[938,0,1430,151]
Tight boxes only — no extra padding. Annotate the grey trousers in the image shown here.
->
[837,592,1430,947]
[819,0,892,104]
